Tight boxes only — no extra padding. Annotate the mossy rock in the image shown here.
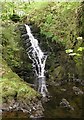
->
[49,66,64,82]
[1,58,39,104]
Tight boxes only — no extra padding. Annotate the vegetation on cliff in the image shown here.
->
[1,1,84,118]
[1,2,84,80]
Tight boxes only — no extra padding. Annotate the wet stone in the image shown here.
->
[60,98,74,111]
[60,88,66,92]
[73,86,83,95]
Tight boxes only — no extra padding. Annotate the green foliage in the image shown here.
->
[1,2,15,20]
[2,23,22,68]
[1,1,49,21]
[66,45,84,78]
[77,47,84,52]
[1,2,81,47]
[66,47,84,56]
[66,49,73,53]
[1,21,33,77]
[1,1,81,46]
[26,2,80,47]
[52,36,59,42]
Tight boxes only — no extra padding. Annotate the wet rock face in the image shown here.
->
[29,27,78,84]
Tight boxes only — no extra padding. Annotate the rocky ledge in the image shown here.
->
[0,58,44,118]
[1,99,44,118]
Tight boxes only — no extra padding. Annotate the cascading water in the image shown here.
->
[21,24,48,97]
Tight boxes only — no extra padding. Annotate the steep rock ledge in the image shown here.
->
[0,58,43,118]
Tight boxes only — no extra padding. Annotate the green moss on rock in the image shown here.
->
[1,58,39,103]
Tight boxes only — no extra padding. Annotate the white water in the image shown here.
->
[24,24,48,97]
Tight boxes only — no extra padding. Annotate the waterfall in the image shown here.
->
[21,24,48,97]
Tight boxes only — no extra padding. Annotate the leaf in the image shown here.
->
[52,36,59,42]
[66,49,73,53]
[77,47,84,52]
[69,53,76,56]
[75,53,81,57]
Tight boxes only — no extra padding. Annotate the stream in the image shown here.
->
[2,79,84,119]
[43,81,84,118]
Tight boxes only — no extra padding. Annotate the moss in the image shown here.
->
[1,58,39,103]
